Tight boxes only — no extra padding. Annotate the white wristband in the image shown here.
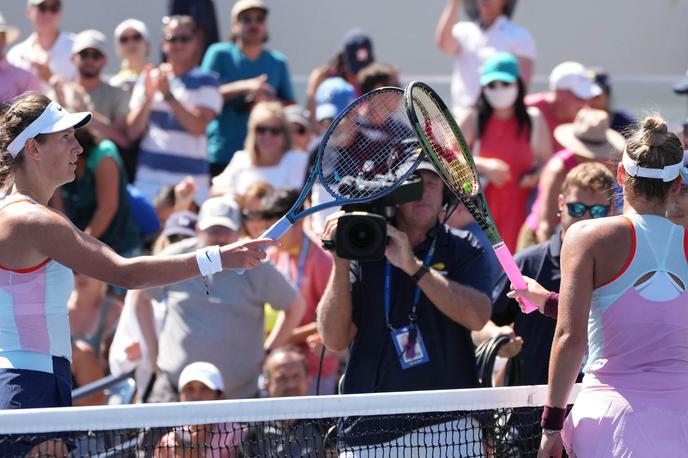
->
[207,245,223,272]
[196,246,222,277]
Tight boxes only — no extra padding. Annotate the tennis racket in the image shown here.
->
[404,81,538,313]
[235,87,421,274]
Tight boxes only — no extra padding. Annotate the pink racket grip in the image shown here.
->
[493,242,538,314]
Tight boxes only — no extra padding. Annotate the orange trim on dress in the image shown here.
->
[0,258,51,273]
[599,216,636,288]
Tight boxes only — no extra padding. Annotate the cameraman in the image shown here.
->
[317,158,492,452]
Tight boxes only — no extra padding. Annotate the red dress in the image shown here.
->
[479,116,534,252]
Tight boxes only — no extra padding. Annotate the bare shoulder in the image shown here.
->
[564,216,629,249]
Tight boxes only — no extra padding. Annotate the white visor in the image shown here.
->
[622,148,682,182]
[7,102,92,157]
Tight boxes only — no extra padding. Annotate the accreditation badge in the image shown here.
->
[391,325,429,369]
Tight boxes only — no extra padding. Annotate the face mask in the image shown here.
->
[483,84,519,109]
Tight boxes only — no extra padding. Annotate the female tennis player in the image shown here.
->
[0,93,275,412]
[537,115,688,457]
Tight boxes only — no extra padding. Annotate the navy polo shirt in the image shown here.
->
[342,222,492,395]
[491,227,562,385]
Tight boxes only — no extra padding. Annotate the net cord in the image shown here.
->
[0,384,581,434]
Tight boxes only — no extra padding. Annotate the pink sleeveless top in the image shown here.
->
[0,195,74,370]
[479,116,534,251]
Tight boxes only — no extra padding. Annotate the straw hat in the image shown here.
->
[0,12,20,45]
[554,108,625,160]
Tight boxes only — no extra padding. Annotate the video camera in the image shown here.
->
[334,173,423,261]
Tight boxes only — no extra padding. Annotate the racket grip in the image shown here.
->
[235,216,294,276]
[493,242,538,314]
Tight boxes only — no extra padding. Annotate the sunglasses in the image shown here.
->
[78,49,104,60]
[485,81,514,90]
[241,209,281,220]
[36,2,61,13]
[119,33,143,44]
[164,34,194,44]
[238,14,266,24]
[291,125,307,135]
[566,202,610,219]
[256,126,283,136]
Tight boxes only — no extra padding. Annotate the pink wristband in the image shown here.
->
[540,405,567,430]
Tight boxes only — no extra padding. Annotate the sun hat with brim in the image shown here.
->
[7,101,91,158]
[554,107,625,160]
[0,12,20,45]
[480,52,519,87]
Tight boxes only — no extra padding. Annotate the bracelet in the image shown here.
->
[544,292,559,319]
[411,265,429,283]
[542,428,561,436]
[540,405,567,430]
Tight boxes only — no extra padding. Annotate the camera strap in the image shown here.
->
[384,235,438,331]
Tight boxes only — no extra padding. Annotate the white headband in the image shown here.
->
[6,102,91,158]
[622,148,682,182]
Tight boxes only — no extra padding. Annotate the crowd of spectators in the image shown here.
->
[3,0,688,454]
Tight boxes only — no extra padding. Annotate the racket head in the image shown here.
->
[315,86,422,205]
[404,81,481,201]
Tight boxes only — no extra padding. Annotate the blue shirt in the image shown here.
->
[201,42,294,165]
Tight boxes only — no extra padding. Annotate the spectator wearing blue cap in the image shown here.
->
[201,0,295,178]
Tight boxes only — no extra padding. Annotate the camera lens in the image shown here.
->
[349,221,379,249]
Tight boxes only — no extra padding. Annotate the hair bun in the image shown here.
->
[641,115,668,146]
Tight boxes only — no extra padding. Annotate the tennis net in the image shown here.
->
[0,383,580,457]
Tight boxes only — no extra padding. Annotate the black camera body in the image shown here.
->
[335,174,423,261]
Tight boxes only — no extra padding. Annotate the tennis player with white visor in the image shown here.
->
[0,94,275,420]
[524,115,688,458]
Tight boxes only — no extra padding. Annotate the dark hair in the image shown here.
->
[74,127,101,162]
[476,78,531,139]
[623,115,683,201]
[260,188,300,218]
[0,93,52,191]
[357,63,400,95]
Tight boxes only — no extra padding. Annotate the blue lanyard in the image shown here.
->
[384,236,437,331]
[288,236,310,290]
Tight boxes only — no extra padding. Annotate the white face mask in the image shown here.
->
[483,84,519,109]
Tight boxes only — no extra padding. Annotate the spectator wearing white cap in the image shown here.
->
[0,11,45,103]
[156,362,243,458]
[436,0,536,117]
[110,19,150,94]
[525,61,602,151]
[201,0,295,178]
[132,196,305,402]
[7,0,76,82]
[70,29,131,149]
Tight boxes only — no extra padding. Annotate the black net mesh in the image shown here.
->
[0,405,554,457]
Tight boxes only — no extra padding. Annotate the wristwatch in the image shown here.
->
[411,265,429,283]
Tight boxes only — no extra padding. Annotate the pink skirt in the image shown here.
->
[562,375,688,457]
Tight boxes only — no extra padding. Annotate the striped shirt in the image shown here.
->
[131,68,222,203]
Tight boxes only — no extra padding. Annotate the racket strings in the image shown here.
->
[412,91,479,198]
[320,89,419,201]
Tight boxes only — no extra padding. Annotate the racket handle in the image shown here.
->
[235,216,294,276]
[493,242,538,314]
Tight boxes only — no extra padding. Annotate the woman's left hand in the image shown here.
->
[538,430,564,458]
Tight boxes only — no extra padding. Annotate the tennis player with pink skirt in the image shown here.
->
[538,115,688,458]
